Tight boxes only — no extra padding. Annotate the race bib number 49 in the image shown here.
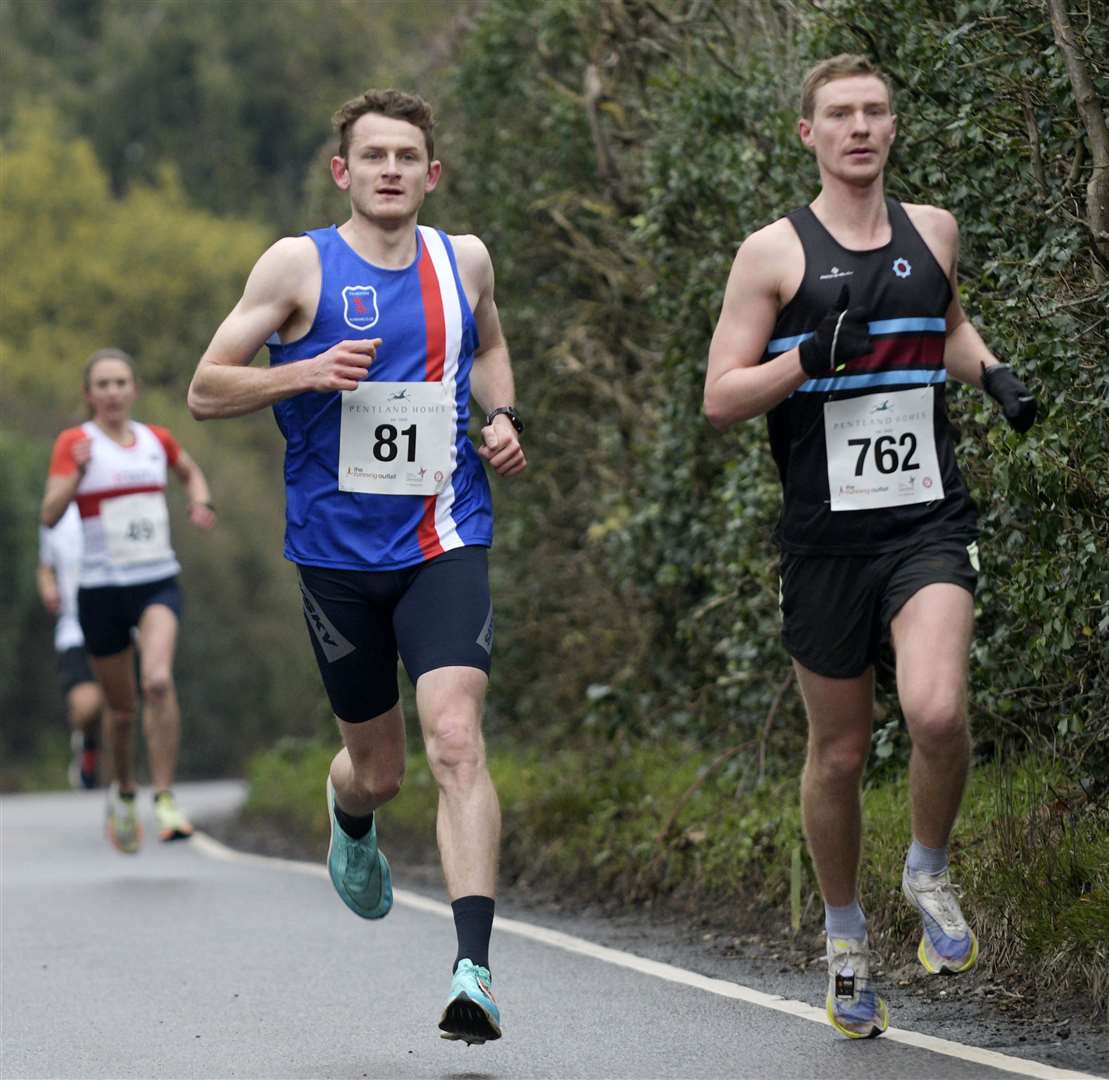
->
[338,381,454,496]
[100,492,173,566]
[824,387,945,511]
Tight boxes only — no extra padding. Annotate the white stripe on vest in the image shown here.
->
[420,225,465,554]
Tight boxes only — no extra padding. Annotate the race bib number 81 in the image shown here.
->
[824,387,945,511]
[339,381,454,496]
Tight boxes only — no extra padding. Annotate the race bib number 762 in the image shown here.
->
[824,387,945,511]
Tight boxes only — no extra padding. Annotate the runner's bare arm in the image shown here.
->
[171,449,216,529]
[36,562,61,615]
[911,208,1001,389]
[41,473,80,528]
[944,288,1001,389]
[187,237,381,419]
[41,433,90,528]
[458,235,526,478]
[704,224,807,430]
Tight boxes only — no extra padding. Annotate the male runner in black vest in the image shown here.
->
[703,54,1036,1039]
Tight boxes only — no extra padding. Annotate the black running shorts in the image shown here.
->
[56,645,95,695]
[296,546,494,723]
[77,576,183,658]
[779,536,978,679]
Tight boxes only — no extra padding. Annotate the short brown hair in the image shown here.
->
[332,89,435,161]
[800,54,893,120]
[83,347,135,390]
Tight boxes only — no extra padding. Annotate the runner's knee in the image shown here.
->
[806,732,869,783]
[905,696,967,751]
[68,684,103,727]
[106,705,136,730]
[425,718,484,778]
[347,767,404,805]
[141,669,173,702]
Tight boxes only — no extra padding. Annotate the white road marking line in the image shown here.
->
[191,832,1100,1080]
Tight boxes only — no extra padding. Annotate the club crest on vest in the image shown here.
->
[342,285,380,330]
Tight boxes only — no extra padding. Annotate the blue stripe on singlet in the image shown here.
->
[869,317,946,335]
[796,369,948,393]
[767,331,814,353]
[766,316,946,355]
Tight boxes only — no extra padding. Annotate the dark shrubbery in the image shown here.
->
[444,0,1107,789]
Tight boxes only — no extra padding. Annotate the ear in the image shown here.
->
[889,113,897,144]
[424,159,442,194]
[330,155,351,192]
[798,117,815,150]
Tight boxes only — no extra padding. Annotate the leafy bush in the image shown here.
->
[442,0,1108,788]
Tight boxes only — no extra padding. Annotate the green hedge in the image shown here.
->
[443,0,1108,786]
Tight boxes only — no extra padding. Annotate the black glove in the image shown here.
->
[982,363,1037,433]
[798,284,872,377]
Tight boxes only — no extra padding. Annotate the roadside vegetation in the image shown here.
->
[242,734,1108,1016]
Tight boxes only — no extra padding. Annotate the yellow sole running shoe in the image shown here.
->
[902,865,978,975]
[154,790,194,842]
[826,936,889,1039]
[106,788,142,854]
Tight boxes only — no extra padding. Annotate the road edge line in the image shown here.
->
[190,831,1101,1080]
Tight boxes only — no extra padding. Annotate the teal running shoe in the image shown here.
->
[438,959,502,1045]
[325,778,392,919]
[902,865,978,975]
[826,936,889,1039]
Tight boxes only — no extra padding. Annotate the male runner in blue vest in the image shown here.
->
[703,55,1036,1038]
[188,89,525,1046]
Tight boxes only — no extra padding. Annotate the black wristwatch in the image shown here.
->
[485,405,524,433]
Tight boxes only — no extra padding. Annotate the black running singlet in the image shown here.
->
[762,198,978,554]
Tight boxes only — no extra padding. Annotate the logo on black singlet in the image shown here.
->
[819,266,854,280]
[892,257,912,279]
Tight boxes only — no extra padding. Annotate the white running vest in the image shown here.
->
[73,421,181,587]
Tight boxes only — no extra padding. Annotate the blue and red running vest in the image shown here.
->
[762,198,978,554]
[268,225,493,571]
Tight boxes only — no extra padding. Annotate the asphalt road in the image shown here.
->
[1,784,1100,1080]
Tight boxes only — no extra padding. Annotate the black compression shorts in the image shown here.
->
[56,645,95,696]
[779,535,978,679]
[77,576,182,658]
[296,546,494,723]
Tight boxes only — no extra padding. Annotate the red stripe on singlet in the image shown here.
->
[851,332,946,373]
[76,485,163,518]
[416,239,447,560]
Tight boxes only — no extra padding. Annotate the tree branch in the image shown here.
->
[584,63,634,215]
[1047,0,1109,277]
[1022,89,1048,196]
[757,668,795,782]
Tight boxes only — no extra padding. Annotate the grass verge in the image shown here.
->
[243,736,1108,1016]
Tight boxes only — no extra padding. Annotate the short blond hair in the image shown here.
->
[800,54,893,119]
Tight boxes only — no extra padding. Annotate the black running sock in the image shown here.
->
[452,895,495,972]
[83,732,98,750]
[333,802,374,840]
